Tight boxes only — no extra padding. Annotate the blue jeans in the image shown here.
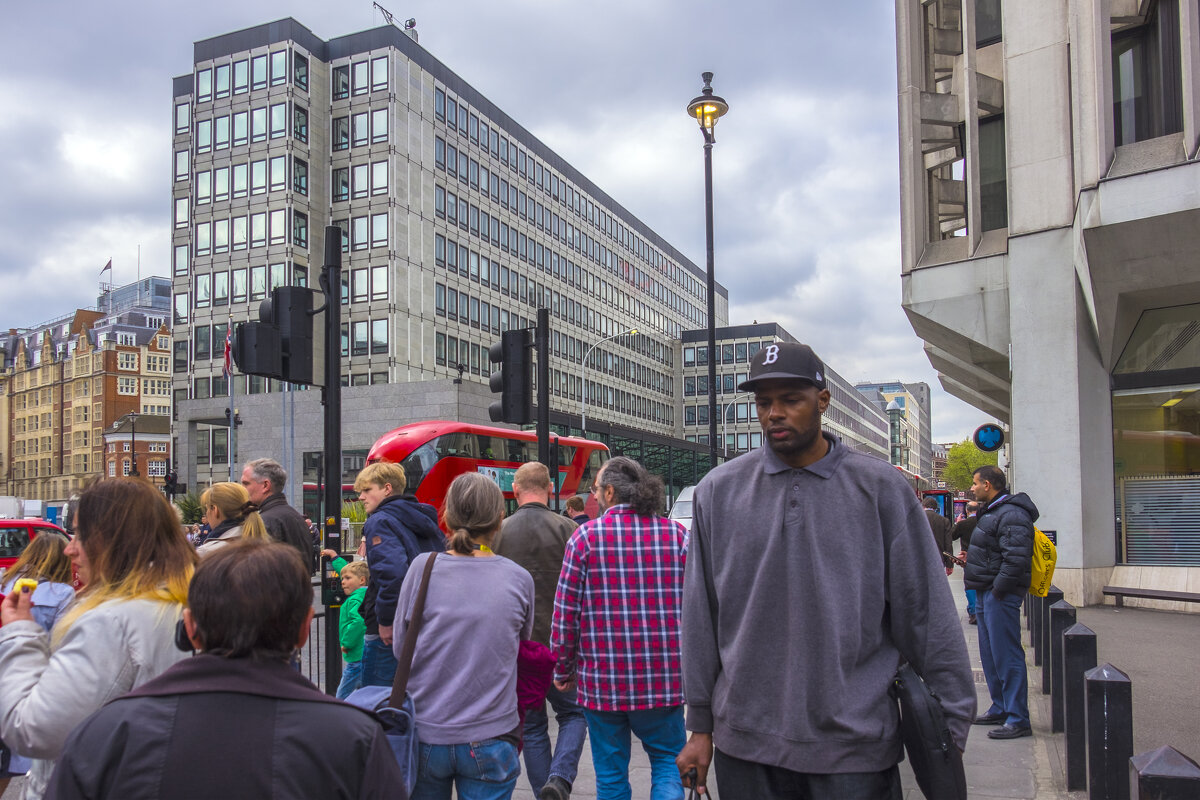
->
[335,658,364,700]
[976,589,1029,727]
[965,588,977,615]
[360,635,397,687]
[522,683,588,793]
[411,738,520,800]
[584,706,686,800]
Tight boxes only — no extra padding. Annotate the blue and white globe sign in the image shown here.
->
[973,423,1005,452]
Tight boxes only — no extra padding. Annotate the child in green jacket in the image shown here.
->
[334,560,369,699]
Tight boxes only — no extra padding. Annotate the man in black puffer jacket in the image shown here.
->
[964,465,1038,740]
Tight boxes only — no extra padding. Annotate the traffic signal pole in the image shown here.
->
[536,308,550,470]
[319,226,343,694]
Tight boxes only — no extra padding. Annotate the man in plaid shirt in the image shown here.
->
[550,456,688,800]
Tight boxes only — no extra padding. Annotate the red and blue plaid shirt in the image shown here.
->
[550,504,687,711]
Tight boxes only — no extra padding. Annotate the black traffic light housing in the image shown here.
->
[233,286,317,384]
[489,329,533,425]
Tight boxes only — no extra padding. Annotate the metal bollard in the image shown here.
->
[1064,623,1098,792]
[1130,746,1200,799]
[1031,593,1044,666]
[1086,663,1133,800]
[1049,600,1076,732]
[1040,586,1063,687]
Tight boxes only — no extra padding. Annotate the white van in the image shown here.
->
[668,485,696,532]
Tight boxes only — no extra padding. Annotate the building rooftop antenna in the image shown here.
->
[373,2,417,41]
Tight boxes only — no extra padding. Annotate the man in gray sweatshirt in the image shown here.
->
[676,342,975,799]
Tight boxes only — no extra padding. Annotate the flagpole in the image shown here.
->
[227,315,236,482]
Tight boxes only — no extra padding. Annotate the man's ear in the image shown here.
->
[295,606,315,650]
[817,388,832,412]
[184,608,205,650]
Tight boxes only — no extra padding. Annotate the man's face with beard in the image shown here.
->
[754,379,831,469]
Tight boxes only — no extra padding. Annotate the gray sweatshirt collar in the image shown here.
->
[760,431,843,477]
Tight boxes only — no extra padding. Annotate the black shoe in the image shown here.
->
[968,613,977,625]
[988,724,1032,739]
[973,712,1005,725]
[540,776,571,800]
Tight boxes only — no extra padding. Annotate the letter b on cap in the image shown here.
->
[762,345,780,365]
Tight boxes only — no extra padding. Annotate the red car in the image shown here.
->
[0,519,70,579]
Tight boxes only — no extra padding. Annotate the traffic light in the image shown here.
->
[163,470,178,498]
[233,286,316,384]
[489,329,533,425]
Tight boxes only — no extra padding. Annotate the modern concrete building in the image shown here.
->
[680,323,890,461]
[171,18,726,498]
[1,278,174,501]
[896,0,1200,608]
[855,380,934,478]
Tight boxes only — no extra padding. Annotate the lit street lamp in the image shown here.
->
[581,328,638,438]
[687,72,729,469]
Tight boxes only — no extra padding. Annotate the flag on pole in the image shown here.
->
[99,259,112,278]
[223,322,233,377]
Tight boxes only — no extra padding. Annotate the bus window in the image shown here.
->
[399,441,439,494]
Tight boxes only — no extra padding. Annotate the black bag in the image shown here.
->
[891,662,967,800]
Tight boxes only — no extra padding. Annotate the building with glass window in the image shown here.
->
[171,18,727,494]
[0,278,174,501]
[678,323,890,460]
[896,0,1200,608]
[855,381,933,479]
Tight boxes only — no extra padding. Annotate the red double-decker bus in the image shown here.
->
[366,421,610,519]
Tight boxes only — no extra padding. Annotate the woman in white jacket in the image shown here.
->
[0,478,196,799]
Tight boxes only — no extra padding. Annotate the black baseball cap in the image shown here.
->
[738,342,827,391]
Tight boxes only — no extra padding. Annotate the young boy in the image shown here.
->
[334,560,370,699]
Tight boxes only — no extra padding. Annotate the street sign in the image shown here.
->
[973,423,1005,452]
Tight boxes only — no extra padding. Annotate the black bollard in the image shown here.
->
[1130,746,1200,799]
[1085,663,1133,800]
[1031,593,1044,666]
[1049,600,1076,732]
[1041,586,1063,690]
[1064,623,1098,792]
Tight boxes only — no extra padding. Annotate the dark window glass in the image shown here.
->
[294,53,309,91]
[1112,1,1183,146]
[979,116,1008,231]
[333,65,350,100]
[976,0,1002,47]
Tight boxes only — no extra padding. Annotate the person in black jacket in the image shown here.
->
[952,501,980,624]
[964,465,1038,740]
[353,461,445,688]
[47,542,405,799]
[241,458,316,573]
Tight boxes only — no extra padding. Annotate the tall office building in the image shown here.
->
[896,0,1200,607]
[171,18,727,493]
[855,380,933,479]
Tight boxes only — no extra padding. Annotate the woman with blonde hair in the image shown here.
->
[196,482,270,558]
[0,532,74,634]
[0,477,196,799]
[396,472,534,800]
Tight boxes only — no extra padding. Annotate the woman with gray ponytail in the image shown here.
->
[394,472,535,799]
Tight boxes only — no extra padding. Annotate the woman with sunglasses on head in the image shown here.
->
[196,482,271,558]
[0,478,196,800]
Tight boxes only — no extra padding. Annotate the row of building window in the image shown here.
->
[332,56,388,101]
[177,154,309,214]
[433,85,707,309]
[683,341,769,367]
[183,209,306,258]
[194,50,300,106]
[186,103,307,156]
[332,109,389,150]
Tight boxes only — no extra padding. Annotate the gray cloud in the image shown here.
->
[0,0,987,440]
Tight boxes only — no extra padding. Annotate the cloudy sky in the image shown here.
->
[0,0,991,443]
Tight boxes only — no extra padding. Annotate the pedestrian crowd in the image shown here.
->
[0,342,1031,800]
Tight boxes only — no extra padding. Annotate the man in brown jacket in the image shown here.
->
[923,497,955,576]
[493,462,585,800]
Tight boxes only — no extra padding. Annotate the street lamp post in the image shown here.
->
[126,412,139,477]
[687,72,729,469]
[721,391,750,457]
[581,328,638,438]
